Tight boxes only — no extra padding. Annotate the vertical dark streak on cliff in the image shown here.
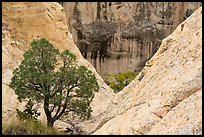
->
[62,2,202,76]
[97,2,101,20]
[73,2,89,59]
[104,2,108,20]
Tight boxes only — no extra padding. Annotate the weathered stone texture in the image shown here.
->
[62,2,201,77]
[88,7,202,135]
[2,2,114,130]
[2,2,202,135]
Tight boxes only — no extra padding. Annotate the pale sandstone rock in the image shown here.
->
[147,90,202,135]
[91,7,202,135]
[2,2,114,129]
[2,2,202,135]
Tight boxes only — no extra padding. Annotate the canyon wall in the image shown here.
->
[62,2,201,77]
[2,2,114,130]
[76,7,202,135]
[2,2,202,135]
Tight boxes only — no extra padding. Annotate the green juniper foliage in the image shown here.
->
[16,99,40,121]
[9,38,99,127]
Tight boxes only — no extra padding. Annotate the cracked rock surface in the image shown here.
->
[90,7,202,135]
[2,2,202,135]
[2,2,114,131]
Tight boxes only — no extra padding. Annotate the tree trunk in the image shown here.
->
[47,119,54,127]
[44,96,55,127]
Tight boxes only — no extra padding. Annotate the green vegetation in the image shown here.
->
[105,71,139,93]
[2,119,64,135]
[16,100,40,121]
[9,38,99,127]
[2,98,63,135]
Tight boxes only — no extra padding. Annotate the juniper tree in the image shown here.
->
[9,38,99,127]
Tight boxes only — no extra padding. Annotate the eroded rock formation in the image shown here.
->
[2,2,202,135]
[62,2,201,77]
[2,2,114,131]
[76,7,201,135]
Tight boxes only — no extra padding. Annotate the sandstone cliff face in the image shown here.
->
[2,2,114,130]
[62,2,201,77]
[76,7,202,135]
[2,2,202,135]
